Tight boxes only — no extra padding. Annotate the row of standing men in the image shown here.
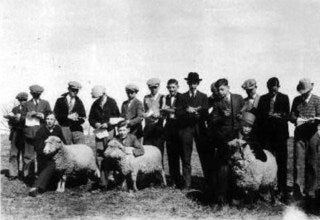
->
[7,72,320,205]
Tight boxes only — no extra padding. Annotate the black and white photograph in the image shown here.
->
[1,0,320,219]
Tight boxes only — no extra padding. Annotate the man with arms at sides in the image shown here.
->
[29,112,66,197]
[161,79,183,187]
[120,84,144,141]
[54,81,86,145]
[256,77,290,201]
[175,72,209,190]
[241,79,260,115]
[21,85,51,180]
[89,85,120,189]
[5,92,28,180]
[209,78,244,204]
[143,78,165,156]
[290,78,320,212]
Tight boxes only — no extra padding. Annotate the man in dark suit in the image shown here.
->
[120,84,144,140]
[208,78,244,204]
[256,77,290,200]
[53,81,86,145]
[5,92,28,180]
[161,79,183,187]
[21,85,52,179]
[175,72,209,189]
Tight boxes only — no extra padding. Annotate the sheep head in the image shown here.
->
[104,139,126,159]
[43,136,63,155]
[228,139,248,161]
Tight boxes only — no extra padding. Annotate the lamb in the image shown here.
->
[43,136,100,192]
[102,139,167,192]
[227,139,277,202]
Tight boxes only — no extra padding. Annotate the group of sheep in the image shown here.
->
[42,135,277,202]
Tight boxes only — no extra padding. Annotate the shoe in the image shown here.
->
[28,188,38,197]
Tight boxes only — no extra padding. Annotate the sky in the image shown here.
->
[1,0,320,133]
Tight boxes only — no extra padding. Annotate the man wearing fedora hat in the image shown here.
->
[290,78,320,210]
[54,81,86,145]
[175,72,209,189]
[21,85,52,180]
[256,77,290,201]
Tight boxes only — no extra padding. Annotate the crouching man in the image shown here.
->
[100,121,144,191]
[29,113,66,197]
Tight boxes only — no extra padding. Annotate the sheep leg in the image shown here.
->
[160,169,167,187]
[131,172,138,192]
[121,178,128,191]
[59,174,67,192]
[56,179,62,192]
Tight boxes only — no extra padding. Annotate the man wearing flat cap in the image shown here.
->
[290,78,320,209]
[54,81,86,144]
[21,85,51,179]
[120,84,144,139]
[241,79,260,115]
[143,78,165,156]
[89,85,120,187]
[175,72,209,190]
[4,92,28,180]
[256,77,290,201]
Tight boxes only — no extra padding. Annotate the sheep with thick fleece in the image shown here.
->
[43,136,100,192]
[228,139,277,202]
[103,139,167,191]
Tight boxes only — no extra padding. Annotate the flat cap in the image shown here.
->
[16,92,28,101]
[241,79,257,90]
[125,84,139,92]
[29,85,44,93]
[242,112,256,126]
[68,81,82,90]
[91,85,106,98]
[147,78,161,87]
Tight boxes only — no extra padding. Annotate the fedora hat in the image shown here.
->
[297,78,313,94]
[184,72,202,82]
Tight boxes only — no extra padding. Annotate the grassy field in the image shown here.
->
[0,134,312,219]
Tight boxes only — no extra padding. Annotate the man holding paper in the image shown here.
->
[21,85,51,180]
[54,81,86,145]
[290,78,320,210]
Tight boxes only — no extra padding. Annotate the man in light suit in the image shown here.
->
[120,84,144,140]
[21,85,51,179]
[208,78,244,204]
[175,72,209,189]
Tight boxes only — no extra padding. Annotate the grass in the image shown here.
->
[0,134,304,219]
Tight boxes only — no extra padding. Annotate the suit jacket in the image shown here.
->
[88,96,120,130]
[163,92,182,136]
[34,124,66,153]
[121,98,144,138]
[175,90,208,130]
[256,92,290,140]
[116,133,144,157]
[209,93,244,143]
[21,98,52,139]
[54,93,86,132]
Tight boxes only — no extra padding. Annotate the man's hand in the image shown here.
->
[101,123,108,129]
[35,112,44,119]
[124,148,133,155]
[186,106,196,113]
[223,109,231,117]
[95,123,102,129]
[68,113,78,121]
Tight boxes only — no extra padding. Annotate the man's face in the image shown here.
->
[268,86,279,96]
[46,114,56,129]
[167,83,179,96]
[19,100,27,105]
[188,81,199,91]
[118,126,129,139]
[148,85,159,96]
[246,87,257,97]
[68,88,79,98]
[242,124,253,135]
[126,90,137,100]
[217,85,230,98]
[31,92,41,99]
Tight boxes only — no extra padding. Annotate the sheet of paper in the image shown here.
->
[109,117,124,125]
[25,116,40,127]
[93,128,109,139]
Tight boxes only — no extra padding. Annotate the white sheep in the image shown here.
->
[43,136,101,192]
[103,139,167,192]
[227,138,278,202]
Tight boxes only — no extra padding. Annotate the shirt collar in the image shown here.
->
[305,93,312,103]
[189,90,197,97]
